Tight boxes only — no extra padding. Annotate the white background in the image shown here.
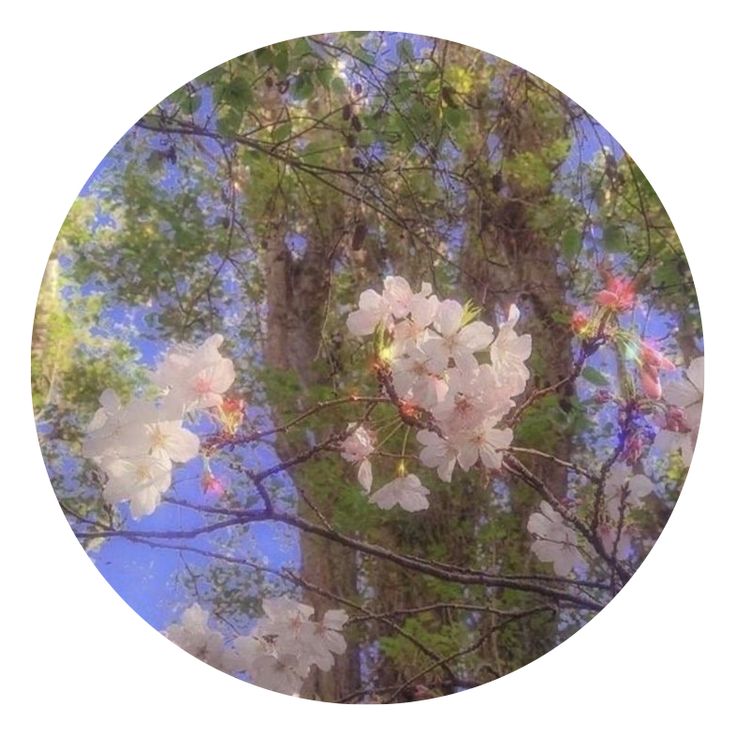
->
[2,2,734,733]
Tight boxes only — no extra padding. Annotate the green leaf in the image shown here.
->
[272,122,293,143]
[292,38,312,59]
[293,73,314,101]
[581,366,609,386]
[181,93,201,116]
[602,224,626,252]
[561,229,581,260]
[398,39,413,62]
[273,46,289,75]
[254,46,274,68]
[217,107,243,137]
[218,77,253,112]
[330,76,347,97]
[444,107,467,130]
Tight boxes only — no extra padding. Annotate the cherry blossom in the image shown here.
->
[346,276,425,336]
[654,355,704,465]
[595,274,636,312]
[571,310,589,335]
[307,609,349,671]
[100,454,172,519]
[381,275,415,319]
[527,501,582,576]
[391,344,448,410]
[343,279,530,507]
[370,473,430,512]
[340,424,375,492]
[604,464,653,519]
[455,421,513,472]
[433,364,513,437]
[164,603,230,672]
[392,291,439,353]
[423,299,494,373]
[152,334,235,412]
[346,287,393,336]
[228,597,349,695]
[117,399,200,463]
[82,391,149,460]
[598,523,634,560]
[490,304,532,397]
[638,342,675,400]
[201,469,226,498]
[417,429,458,482]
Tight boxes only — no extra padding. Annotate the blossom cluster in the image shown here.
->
[343,277,531,511]
[576,275,703,467]
[526,463,654,575]
[83,335,234,517]
[654,356,704,466]
[164,598,348,697]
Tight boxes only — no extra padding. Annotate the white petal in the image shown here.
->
[357,459,373,492]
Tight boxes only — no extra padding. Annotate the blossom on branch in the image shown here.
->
[229,597,349,696]
[527,501,582,576]
[490,304,532,397]
[595,274,636,312]
[654,355,704,466]
[152,333,235,412]
[164,603,230,672]
[100,454,172,519]
[604,464,653,520]
[344,278,532,504]
[340,424,375,492]
[369,473,430,512]
[82,334,233,517]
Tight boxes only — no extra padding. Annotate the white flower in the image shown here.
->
[417,429,458,482]
[382,275,415,319]
[655,356,704,466]
[527,501,582,576]
[391,293,439,353]
[340,424,375,492]
[152,334,235,412]
[164,604,229,672]
[392,344,448,409]
[116,399,200,463]
[100,454,172,518]
[304,609,349,672]
[423,299,494,373]
[663,356,704,424]
[346,288,393,336]
[235,638,306,696]
[490,304,532,396]
[347,278,435,338]
[369,473,430,512]
[598,523,634,561]
[604,464,653,519]
[249,652,305,695]
[433,365,513,437]
[229,598,349,694]
[82,390,149,460]
[455,421,513,472]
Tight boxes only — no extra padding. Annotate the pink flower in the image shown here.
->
[201,470,225,498]
[639,342,675,400]
[571,310,589,334]
[595,275,636,312]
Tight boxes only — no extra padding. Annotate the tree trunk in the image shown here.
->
[262,219,361,701]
